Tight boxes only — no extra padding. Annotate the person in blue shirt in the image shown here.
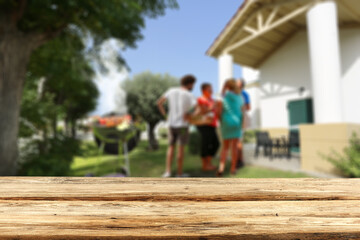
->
[239,79,251,111]
[237,78,251,169]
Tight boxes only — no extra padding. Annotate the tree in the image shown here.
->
[122,72,178,150]
[19,34,99,176]
[19,77,62,142]
[28,31,99,137]
[63,79,99,138]
[0,0,177,175]
[26,31,98,139]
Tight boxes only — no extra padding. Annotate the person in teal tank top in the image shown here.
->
[216,79,244,177]
[221,91,243,139]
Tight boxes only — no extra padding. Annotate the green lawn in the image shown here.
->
[71,140,310,178]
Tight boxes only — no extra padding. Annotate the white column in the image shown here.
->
[306,0,343,123]
[218,53,233,92]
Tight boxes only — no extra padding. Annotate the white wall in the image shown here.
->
[242,67,261,129]
[340,29,360,124]
[243,67,260,83]
[242,29,360,129]
[258,31,312,128]
[244,87,261,129]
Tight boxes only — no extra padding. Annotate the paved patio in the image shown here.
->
[243,144,338,178]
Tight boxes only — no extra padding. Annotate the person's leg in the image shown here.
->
[212,127,220,157]
[206,126,219,170]
[164,128,177,177]
[231,139,239,174]
[204,156,216,170]
[236,140,244,169]
[197,126,208,171]
[177,144,185,176]
[165,145,175,175]
[201,126,216,171]
[177,127,189,176]
[218,140,230,174]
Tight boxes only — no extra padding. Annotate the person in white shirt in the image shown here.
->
[157,75,197,177]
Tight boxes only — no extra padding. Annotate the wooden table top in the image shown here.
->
[0,177,359,239]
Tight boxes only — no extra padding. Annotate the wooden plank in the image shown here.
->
[0,178,360,201]
[338,0,360,24]
[0,178,359,239]
[233,45,265,58]
[231,50,260,61]
[0,200,360,239]
[225,1,314,53]
[244,37,275,51]
[259,30,286,43]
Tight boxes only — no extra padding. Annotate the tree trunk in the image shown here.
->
[0,24,33,175]
[64,117,70,137]
[71,119,77,139]
[52,116,57,138]
[148,122,159,151]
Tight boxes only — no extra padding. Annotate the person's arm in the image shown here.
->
[198,97,213,114]
[199,104,213,115]
[215,100,223,119]
[221,83,228,96]
[157,96,167,119]
[243,91,251,111]
[184,95,198,122]
[241,105,246,129]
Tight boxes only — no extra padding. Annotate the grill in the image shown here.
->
[91,114,141,176]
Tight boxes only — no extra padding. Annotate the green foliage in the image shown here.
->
[19,136,81,176]
[1,0,178,66]
[28,32,99,122]
[158,127,168,139]
[1,0,178,175]
[122,71,179,125]
[188,130,201,155]
[19,79,63,138]
[134,121,147,132]
[325,133,360,177]
[244,129,256,144]
[122,71,178,150]
[19,32,99,176]
[14,0,177,128]
[20,31,99,140]
[2,0,178,35]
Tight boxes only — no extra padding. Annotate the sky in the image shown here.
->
[93,0,244,115]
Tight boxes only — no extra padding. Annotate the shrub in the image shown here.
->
[324,133,360,177]
[158,127,168,139]
[78,123,90,132]
[19,136,81,176]
[243,129,256,144]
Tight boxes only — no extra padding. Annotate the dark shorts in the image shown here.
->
[197,126,220,158]
[169,127,189,146]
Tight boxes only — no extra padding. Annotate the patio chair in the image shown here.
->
[284,130,300,159]
[254,131,273,158]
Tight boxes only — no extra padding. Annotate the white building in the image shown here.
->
[207,0,360,175]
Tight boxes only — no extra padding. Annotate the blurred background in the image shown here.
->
[0,0,359,178]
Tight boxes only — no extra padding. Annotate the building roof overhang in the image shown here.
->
[207,0,360,68]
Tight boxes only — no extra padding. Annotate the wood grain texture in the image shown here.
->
[0,177,360,201]
[0,177,360,239]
